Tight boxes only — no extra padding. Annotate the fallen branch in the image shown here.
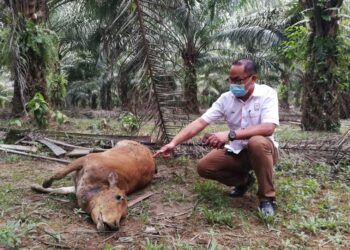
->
[128,192,154,208]
[65,147,106,157]
[2,128,152,143]
[66,149,91,157]
[0,147,71,164]
[165,210,191,219]
[38,240,70,249]
[103,232,119,243]
[0,144,37,153]
[44,137,91,150]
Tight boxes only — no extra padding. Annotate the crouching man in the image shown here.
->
[154,59,279,216]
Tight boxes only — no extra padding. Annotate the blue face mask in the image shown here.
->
[230,84,246,97]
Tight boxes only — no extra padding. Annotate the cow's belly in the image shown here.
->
[74,163,153,195]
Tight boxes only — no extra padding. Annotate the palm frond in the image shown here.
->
[104,0,186,142]
[215,1,296,50]
[66,77,101,106]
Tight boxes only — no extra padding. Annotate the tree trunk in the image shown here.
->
[100,78,113,110]
[11,78,24,116]
[182,43,199,114]
[339,92,350,119]
[91,91,98,109]
[7,0,50,116]
[26,54,48,100]
[279,71,290,110]
[300,0,343,131]
[119,76,130,109]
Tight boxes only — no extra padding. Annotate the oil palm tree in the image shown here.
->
[214,0,307,111]
[165,1,235,114]
[73,0,186,141]
[299,0,346,131]
[2,0,58,116]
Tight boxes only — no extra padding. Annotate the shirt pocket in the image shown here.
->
[248,110,261,125]
[225,112,241,129]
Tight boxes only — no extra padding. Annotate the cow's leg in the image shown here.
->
[43,157,85,188]
[31,184,75,194]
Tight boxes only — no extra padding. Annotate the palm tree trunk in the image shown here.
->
[184,63,199,114]
[300,0,343,131]
[7,0,49,116]
[100,78,113,110]
[339,92,350,119]
[11,78,25,116]
[279,71,290,110]
[182,43,199,114]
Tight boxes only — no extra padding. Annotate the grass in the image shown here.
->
[128,200,151,224]
[0,115,349,249]
[0,219,38,248]
[202,207,235,227]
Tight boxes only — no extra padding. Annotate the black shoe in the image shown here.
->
[259,201,276,216]
[229,173,255,198]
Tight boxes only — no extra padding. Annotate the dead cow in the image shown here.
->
[31,140,156,231]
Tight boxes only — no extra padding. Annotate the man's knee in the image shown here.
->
[196,158,210,178]
[247,136,271,153]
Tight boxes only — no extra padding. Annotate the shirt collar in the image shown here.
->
[251,83,264,97]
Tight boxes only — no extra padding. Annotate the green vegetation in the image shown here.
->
[0,219,38,248]
[120,112,140,133]
[0,121,349,248]
[26,92,50,128]
[1,0,349,139]
[0,0,349,248]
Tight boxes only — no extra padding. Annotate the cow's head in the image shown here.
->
[90,172,128,232]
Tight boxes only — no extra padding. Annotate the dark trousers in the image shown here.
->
[197,136,279,201]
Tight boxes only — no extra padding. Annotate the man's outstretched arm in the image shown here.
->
[153,118,208,157]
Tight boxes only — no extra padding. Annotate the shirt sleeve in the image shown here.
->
[201,95,225,124]
[261,89,279,125]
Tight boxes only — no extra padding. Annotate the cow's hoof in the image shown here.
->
[31,183,47,193]
[43,179,53,188]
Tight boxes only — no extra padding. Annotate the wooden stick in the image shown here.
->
[0,147,71,164]
[103,232,119,243]
[0,144,38,153]
[37,239,70,249]
[66,149,91,157]
[128,192,154,208]
[43,137,92,150]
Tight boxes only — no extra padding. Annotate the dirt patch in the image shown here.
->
[0,154,349,249]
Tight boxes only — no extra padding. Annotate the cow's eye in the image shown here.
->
[115,195,123,201]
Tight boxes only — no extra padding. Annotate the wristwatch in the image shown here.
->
[228,130,236,141]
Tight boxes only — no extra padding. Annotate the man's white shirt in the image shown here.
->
[201,83,279,154]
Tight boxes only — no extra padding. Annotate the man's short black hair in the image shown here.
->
[232,59,257,75]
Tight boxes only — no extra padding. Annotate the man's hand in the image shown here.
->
[153,142,176,158]
[202,131,228,149]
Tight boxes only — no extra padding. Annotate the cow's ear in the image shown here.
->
[108,172,118,187]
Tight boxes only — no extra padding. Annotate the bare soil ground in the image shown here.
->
[0,153,349,249]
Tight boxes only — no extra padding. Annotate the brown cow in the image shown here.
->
[31,140,156,231]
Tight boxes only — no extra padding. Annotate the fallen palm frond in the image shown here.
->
[1,127,349,165]
[0,146,71,163]
[173,130,350,164]
[278,129,350,163]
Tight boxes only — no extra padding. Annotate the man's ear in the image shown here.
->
[251,74,257,82]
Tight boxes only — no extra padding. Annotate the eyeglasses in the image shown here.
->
[229,74,252,83]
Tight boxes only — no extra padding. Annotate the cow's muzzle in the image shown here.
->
[97,220,120,232]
